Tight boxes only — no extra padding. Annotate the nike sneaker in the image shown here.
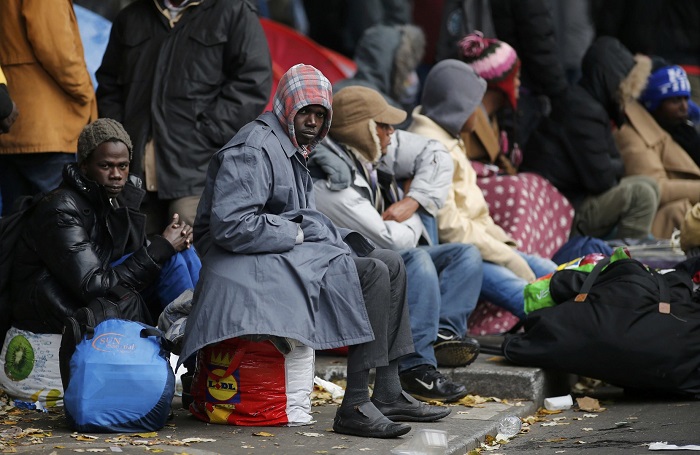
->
[399,364,469,402]
[433,329,480,368]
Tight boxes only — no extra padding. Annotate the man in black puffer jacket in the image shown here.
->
[9,119,197,335]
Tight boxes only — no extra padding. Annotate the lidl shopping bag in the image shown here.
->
[63,319,175,432]
[190,337,314,426]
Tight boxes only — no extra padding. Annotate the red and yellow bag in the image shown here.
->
[189,337,314,426]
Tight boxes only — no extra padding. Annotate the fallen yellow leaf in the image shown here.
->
[134,432,158,438]
[75,435,99,442]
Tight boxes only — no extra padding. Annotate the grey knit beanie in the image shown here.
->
[78,118,133,163]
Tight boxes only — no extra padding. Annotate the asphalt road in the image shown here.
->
[500,385,700,454]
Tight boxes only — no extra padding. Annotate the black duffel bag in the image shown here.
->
[503,257,700,398]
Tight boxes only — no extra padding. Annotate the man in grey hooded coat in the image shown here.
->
[182,64,449,438]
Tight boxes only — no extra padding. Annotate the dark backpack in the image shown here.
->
[0,193,44,347]
[503,258,700,398]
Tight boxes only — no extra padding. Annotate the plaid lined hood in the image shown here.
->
[273,64,333,151]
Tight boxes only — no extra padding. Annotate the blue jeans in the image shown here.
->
[399,243,483,371]
[0,153,75,216]
[480,252,557,319]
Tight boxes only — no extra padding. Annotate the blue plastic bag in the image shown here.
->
[64,319,174,433]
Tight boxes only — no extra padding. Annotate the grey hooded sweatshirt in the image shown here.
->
[420,59,487,138]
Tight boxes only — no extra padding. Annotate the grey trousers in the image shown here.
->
[346,248,415,373]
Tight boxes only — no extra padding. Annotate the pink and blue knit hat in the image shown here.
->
[459,31,520,108]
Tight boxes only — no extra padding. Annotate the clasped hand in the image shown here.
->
[162,213,194,252]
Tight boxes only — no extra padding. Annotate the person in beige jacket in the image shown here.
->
[408,59,557,320]
[0,0,97,215]
[615,65,700,238]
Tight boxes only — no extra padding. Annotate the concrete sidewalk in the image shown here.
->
[0,355,570,455]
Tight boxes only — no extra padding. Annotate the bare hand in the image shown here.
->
[0,101,18,134]
[161,213,193,252]
[382,197,420,222]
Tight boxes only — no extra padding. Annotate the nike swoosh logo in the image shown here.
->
[415,378,434,390]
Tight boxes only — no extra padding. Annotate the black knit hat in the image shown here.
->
[78,118,133,163]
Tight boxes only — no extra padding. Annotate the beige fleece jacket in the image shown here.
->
[409,109,536,281]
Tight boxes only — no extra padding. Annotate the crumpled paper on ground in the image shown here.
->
[649,442,700,451]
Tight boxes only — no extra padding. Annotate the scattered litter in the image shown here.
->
[313,377,345,402]
[71,434,99,441]
[497,415,521,438]
[253,431,274,437]
[544,395,573,411]
[582,414,598,418]
[542,421,570,427]
[180,437,216,443]
[649,442,700,451]
[576,397,606,412]
[582,428,593,431]
[297,432,324,437]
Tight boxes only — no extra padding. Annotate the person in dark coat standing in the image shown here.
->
[182,64,449,439]
[0,0,97,216]
[488,0,569,149]
[592,0,700,106]
[333,24,426,126]
[96,0,272,235]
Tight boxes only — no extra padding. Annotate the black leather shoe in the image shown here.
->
[333,402,411,438]
[400,365,469,403]
[434,330,480,368]
[372,391,451,422]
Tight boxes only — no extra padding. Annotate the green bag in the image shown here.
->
[523,248,632,314]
